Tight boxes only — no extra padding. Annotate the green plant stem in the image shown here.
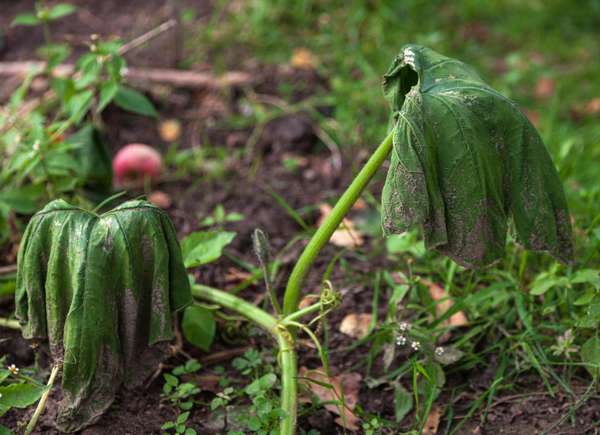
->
[192,284,297,434]
[0,317,20,330]
[282,302,322,324]
[42,22,52,47]
[283,130,394,314]
[25,364,60,435]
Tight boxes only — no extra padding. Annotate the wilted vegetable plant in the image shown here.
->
[13,45,574,434]
[16,199,191,432]
[194,44,574,434]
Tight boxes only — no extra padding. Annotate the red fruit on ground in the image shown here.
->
[112,144,163,185]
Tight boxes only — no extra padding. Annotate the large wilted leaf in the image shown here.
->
[15,199,191,432]
[381,44,573,268]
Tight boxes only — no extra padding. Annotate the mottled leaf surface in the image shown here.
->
[382,44,573,267]
[15,199,191,432]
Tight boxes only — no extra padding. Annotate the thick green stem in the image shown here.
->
[192,285,297,434]
[283,130,394,314]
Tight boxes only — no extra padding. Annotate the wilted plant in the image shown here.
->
[197,44,573,434]
[15,199,191,432]
[11,44,576,434]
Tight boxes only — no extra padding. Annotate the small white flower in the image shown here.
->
[435,346,445,356]
[396,335,407,346]
[411,341,421,351]
[399,322,410,332]
[7,364,19,375]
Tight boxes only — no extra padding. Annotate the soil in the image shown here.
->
[1,1,599,434]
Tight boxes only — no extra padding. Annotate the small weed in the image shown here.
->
[362,415,385,435]
[199,204,244,228]
[232,349,263,376]
[160,360,202,435]
[0,358,46,433]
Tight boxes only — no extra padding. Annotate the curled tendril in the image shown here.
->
[319,280,342,311]
[308,280,342,334]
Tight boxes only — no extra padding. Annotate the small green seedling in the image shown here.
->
[160,360,202,435]
[232,349,264,376]
[199,204,244,228]
[240,373,284,434]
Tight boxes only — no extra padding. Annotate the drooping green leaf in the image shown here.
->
[381,45,573,268]
[181,231,236,268]
[0,383,45,408]
[15,199,192,432]
[114,86,158,117]
[0,424,13,435]
[181,305,216,351]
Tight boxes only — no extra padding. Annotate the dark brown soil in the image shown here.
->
[1,2,599,434]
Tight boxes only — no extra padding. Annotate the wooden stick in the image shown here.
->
[0,264,17,275]
[118,19,177,55]
[0,61,251,90]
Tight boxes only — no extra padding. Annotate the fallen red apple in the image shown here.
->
[112,143,162,185]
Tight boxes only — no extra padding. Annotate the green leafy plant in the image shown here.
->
[239,373,284,434]
[0,3,158,247]
[0,359,46,434]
